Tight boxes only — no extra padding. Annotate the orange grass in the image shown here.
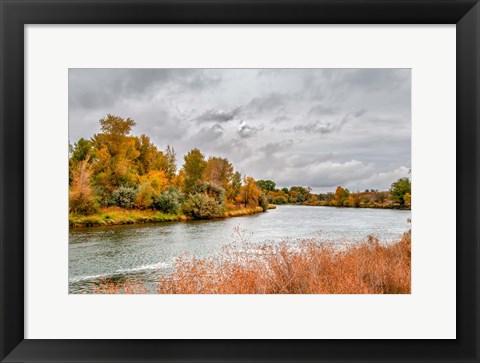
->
[99,230,411,294]
[95,278,148,294]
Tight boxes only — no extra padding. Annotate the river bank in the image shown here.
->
[301,201,411,210]
[69,204,276,228]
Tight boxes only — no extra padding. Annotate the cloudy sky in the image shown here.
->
[69,68,411,193]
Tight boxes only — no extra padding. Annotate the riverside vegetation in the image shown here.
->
[69,115,274,227]
[97,229,411,294]
[69,114,411,228]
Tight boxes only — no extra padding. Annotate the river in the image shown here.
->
[69,205,411,293]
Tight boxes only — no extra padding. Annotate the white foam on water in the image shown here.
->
[69,261,172,283]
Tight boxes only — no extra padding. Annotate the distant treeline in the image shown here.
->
[256,178,411,209]
[69,114,411,222]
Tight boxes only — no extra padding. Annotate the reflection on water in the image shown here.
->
[69,205,411,293]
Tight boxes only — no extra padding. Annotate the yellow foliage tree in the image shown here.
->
[69,157,98,215]
[404,192,411,207]
[205,157,233,190]
[138,170,169,193]
[239,176,262,208]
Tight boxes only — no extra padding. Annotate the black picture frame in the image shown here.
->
[1,0,479,362]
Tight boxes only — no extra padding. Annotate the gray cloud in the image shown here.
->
[69,69,221,110]
[307,104,336,116]
[259,139,294,154]
[195,106,243,123]
[287,110,366,135]
[69,68,411,192]
[237,120,264,139]
[272,115,291,123]
[246,93,290,113]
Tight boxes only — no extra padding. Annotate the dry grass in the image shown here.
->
[69,207,183,227]
[98,229,411,294]
[223,206,264,217]
[95,278,148,294]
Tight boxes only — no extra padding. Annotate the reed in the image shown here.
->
[98,230,411,294]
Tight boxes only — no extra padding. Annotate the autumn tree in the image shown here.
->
[227,171,242,202]
[69,138,93,185]
[136,134,166,175]
[138,170,169,193]
[240,176,263,208]
[333,186,350,206]
[289,186,312,203]
[375,191,388,204]
[205,157,233,190]
[69,157,98,215]
[91,115,140,194]
[404,192,411,207]
[99,114,136,136]
[172,169,185,190]
[345,194,360,208]
[182,148,207,194]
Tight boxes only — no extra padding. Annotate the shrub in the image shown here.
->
[199,183,226,203]
[272,196,288,205]
[182,193,225,219]
[110,186,138,209]
[69,191,98,215]
[93,186,110,208]
[153,187,182,214]
[259,193,269,211]
[135,183,155,209]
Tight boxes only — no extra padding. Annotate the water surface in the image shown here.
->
[69,205,411,293]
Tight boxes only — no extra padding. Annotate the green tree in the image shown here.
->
[136,134,166,175]
[257,180,276,192]
[227,171,242,201]
[163,145,177,181]
[70,138,93,164]
[182,148,207,194]
[390,177,411,207]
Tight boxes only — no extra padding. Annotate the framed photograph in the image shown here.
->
[1,0,479,362]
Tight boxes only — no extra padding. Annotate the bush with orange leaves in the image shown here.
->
[99,229,411,294]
